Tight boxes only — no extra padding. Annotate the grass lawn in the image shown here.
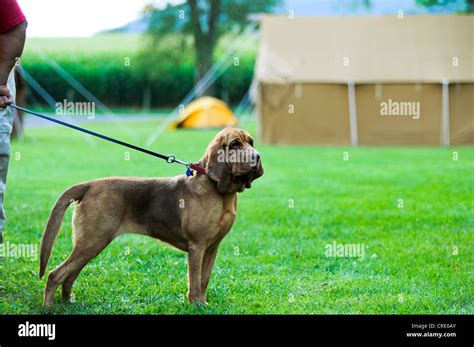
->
[25,34,144,54]
[0,119,472,314]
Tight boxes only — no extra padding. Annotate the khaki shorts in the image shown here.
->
[0,70,17,239]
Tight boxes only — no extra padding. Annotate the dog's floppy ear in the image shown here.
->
[199,136,234,194]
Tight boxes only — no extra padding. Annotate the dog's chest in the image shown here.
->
[218,194,237,231]
[178,177,238,248]
[205,193,237,246]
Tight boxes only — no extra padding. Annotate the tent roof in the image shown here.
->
[256,15,474,83]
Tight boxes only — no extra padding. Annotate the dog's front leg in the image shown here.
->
[200,246,219,304]
[187,245,205,304]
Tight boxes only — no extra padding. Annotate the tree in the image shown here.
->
[145,0,280,96]
[416,0,474,12]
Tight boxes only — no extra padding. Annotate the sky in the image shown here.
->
[18,0,466,37]
[18,0,184,37]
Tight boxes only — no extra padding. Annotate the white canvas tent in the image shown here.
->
[255,15,474,146]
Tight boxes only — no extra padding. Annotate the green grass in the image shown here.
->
[0,120,472,314]
[25,34,144,54]
[24,32,257,55]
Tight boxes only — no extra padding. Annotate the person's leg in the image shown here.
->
[0,70,16,244]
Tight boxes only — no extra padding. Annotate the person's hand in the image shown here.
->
[0,84,13,109]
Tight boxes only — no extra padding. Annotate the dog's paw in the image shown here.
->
[191,301,208,308]
[188,296,208,307]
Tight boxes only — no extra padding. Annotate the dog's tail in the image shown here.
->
[39,183,90,279]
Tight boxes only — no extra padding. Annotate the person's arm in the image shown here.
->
[0,20,27,108]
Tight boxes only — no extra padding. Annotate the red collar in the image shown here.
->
[189,163,206,175]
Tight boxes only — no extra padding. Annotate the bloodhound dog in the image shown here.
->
[39,128,263,307]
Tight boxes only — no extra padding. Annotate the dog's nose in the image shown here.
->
[254,151,260,162]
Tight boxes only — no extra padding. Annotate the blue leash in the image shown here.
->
[8,104,206,176]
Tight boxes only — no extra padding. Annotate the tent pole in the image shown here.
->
[442,79,450,147]
[347,81,358,147]
[256,83,263,144]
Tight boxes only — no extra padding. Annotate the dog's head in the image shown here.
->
[199,128,264,194]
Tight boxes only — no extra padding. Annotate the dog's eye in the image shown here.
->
[248,138,254,147]
[229,140,241,148]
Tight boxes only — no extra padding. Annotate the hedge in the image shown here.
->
[20,47,256,109]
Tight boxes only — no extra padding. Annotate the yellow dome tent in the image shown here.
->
[169,97,238,129]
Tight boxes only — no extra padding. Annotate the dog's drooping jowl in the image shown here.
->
[39,128,263,307]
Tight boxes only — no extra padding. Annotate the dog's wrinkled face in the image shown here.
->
[200,128,264,194]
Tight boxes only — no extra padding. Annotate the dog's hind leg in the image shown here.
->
[61,262,86,302]
[43,238,111,307]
